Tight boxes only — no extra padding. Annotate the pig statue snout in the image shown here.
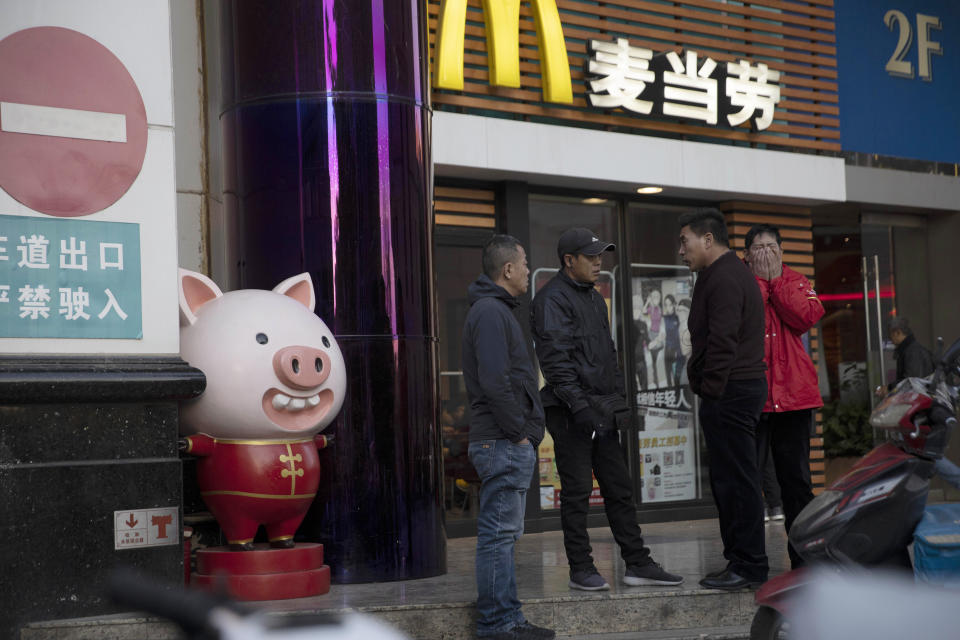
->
[273,346,332,389]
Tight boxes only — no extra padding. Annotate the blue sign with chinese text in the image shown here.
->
[0,214,142,339]
[836,0,960,163]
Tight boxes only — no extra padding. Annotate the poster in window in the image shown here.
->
[632,268,697,502]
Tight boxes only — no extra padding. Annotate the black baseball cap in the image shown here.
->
[557,227,616,260]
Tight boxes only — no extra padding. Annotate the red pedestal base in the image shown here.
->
[192,543,330,600]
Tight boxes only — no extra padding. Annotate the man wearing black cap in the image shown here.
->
[531,228,683,591]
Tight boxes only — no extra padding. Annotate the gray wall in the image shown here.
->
[171,0,207,273]
[927,211,960,346]
[893,224,933,350]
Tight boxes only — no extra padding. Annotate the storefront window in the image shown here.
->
[625,203,703,504]
[438,193,724,531]
[435,240,484,523]
[529,195,618,511]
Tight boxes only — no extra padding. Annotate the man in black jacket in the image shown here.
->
[531,227,683,591]
[462,235,554,640]
[679,208,769,591]
[889,317,935,385]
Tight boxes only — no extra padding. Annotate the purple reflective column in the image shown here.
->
[220,0,444,582]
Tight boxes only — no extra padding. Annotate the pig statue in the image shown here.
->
[178,268,346,551]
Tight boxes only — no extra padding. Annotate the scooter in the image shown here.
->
[750,337,960,640]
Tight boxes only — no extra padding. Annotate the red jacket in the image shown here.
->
[755,265,824,413]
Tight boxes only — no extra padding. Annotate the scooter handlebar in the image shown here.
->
[106,567,241,637]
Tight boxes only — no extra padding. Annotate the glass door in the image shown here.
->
[814,214,930,478]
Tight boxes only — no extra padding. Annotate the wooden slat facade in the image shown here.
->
[721,201,826,493]
[434,186,497,228]
[428,0,839,153]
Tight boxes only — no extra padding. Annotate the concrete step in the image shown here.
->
[21,587,759,640]
[565,627,750,640]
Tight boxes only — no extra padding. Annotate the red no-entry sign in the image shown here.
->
[0,27,148,217]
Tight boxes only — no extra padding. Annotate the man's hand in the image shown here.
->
[573,406,602,430]
[768,245,783,279]
[515,437,530,445]
[749,245,782,280]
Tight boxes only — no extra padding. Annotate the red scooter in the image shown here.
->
[750,337,960,640]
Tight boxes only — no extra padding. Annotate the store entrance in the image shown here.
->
[813,211,932,480]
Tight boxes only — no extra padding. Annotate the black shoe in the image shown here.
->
[704,564,730,578]
[484,622,556,640]
[513,621,555,639]
[698,569,764,591]
[623,562,684,586]
[568,567,610,591]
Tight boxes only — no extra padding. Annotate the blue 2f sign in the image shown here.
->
[835,0,960,163]
[883,10,943,80]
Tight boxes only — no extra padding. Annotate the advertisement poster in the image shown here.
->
[632,272,692,396]
[632,265,698,503]
[638,428,696,503]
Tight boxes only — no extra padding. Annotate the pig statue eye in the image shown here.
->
[256,333,269,345]
[322,336,331,348]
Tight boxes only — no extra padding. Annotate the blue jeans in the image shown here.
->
[469,439,536,637]
[935,457,960,489]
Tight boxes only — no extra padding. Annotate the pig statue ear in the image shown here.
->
[273,273,316,312]
[179,268,224,326]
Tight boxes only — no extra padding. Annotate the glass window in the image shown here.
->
[626,203,704,504]
[529,194,618,511]
[435,242,483,522]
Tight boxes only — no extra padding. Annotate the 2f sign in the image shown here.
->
[884,10,943,80]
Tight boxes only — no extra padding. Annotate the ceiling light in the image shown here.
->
[582,197,608,204]
[636,186,663,194]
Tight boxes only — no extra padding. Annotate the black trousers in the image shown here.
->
[545,405,652,573]
[762,451,782,508]
[699,377,769,581]
[756,409,815,569]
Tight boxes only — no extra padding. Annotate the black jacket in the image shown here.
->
[687,251,766,399]
[895,334,935,383]
[461,275,545,445]
[530,270,625,414]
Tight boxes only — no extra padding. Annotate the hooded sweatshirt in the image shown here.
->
[461,275,546,445]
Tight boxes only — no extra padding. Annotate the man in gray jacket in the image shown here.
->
[462,234,554,640]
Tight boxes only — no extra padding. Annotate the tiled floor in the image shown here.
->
[22,518,792,640]
[257,517,791,613]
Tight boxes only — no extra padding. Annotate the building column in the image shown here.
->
[218,1,444,581]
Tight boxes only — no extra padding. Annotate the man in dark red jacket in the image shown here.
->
[745,224,824,569]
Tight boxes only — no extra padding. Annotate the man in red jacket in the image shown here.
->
[745,224,824,569]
